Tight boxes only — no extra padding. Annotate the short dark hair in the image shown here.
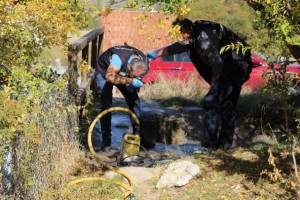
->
[172,18,193,31]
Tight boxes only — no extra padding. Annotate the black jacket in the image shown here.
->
[167,20,252,83]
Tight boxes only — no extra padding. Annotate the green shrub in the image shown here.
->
[0,66,81,199]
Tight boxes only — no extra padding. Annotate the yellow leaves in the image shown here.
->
[219,195,228,200]
[79,59,92,81]
[17,114,26,123]
[3,88,11,101]
[126,0,137,7]
[147,36,155,43]
[136,13,150,23]
[133,14,169,44]
[176,4,191,20]
[138,29,146,35]
[152,19,167,30]
[290,181,296,188]
[9,126,16,132]
[97,8,105,16]
[54,101,77,118]
[1,0,85,68]
[168,25,182,41]
[0,89,31,137]
[98,7,113,17]
[260,149,283,183]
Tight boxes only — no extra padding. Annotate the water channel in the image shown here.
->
[100,112,202,160]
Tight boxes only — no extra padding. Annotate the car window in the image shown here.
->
[175,52,191,62]
[161,52,192,62]
[161,55,175,62]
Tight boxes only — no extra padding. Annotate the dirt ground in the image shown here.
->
[78,146,299,200]
[76,97,300,199]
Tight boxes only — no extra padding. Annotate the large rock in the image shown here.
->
[156,160,200,188]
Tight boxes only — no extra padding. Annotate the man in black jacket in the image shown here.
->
[93,45,151,151]
[147,18,253,151]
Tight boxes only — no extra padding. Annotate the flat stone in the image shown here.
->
[156,160,200,188]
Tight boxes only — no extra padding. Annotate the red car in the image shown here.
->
[243,53,268,90]
[142,52,200,83]
[143,52,300,92]
[248,53,300,91]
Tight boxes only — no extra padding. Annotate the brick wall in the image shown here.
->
[100,10,174,53]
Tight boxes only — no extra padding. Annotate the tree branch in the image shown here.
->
[286,0,292,11]
[287,44,300,63]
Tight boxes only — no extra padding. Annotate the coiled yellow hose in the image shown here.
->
[66,107,140,199]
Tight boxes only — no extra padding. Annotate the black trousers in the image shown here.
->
[202,60,252,149]
[93,73,141,147]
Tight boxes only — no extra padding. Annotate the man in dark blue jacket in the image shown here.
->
[93,45,151,151]
[147,18,253,151]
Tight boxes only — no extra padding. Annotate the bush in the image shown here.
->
[0,66,82,199]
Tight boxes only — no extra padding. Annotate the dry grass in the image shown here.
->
[138,73,257,106]
[139,73,209,105]
[131,146,300,200]
[3,83,85,200]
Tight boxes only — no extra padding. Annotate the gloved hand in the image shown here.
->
[146,50,157,62]
[131,78,144,88]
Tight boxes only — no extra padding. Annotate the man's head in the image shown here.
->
[172,18,193,41]
[128,58,149,78]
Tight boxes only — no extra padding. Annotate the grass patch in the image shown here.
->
[139,74,209,107]
[133,146,300,200]
[65,178,124,200]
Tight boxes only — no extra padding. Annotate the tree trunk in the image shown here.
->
[287,44,300,63]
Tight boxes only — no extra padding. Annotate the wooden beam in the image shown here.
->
[72,25,105,53]
[67,25,105,105]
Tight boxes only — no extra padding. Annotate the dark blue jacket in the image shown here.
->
[96,46,147,77]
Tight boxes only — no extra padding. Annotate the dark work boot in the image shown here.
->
[101,138,111,150]
[101,132,111,150]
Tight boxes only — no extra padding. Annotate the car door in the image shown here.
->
[143,51,198,83]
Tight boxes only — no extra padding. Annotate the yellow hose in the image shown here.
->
[66,107,140,198]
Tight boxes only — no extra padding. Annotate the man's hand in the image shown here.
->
[105,65,133,85]
[146,48,169,61]
[131,78,144,88]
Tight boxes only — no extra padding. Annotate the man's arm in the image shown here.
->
[155,47,169,57]
[104,54,134,85]
[147,42,191,61]
[147,47,169,61]
[105,65,133,85]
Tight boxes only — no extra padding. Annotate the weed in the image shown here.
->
[139,73,208,106]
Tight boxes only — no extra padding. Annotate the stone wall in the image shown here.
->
[100,10,173,52]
